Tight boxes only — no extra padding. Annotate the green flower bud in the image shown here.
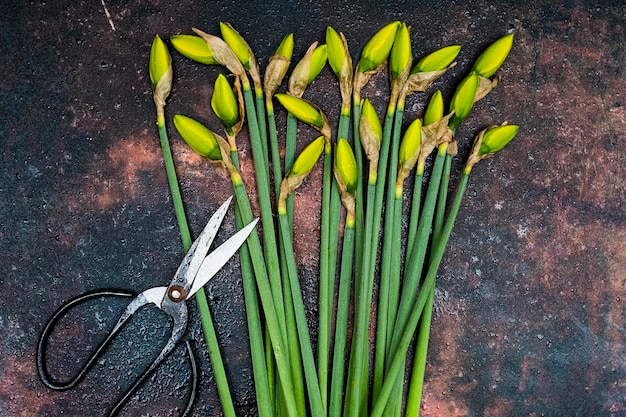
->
[360,98,382,141]
[170,34,218,65]
[335,138,358,194]
[398,118,422,167]
[211,74,239,131]
[465,122,519,173]
[220,22,251,69]
[390,22,412,80]
[423,90,444,126]
[149,35,171,90]
[412,44,461,73]
[449,73,479,130]
[358,21,400,72]
[264,33,294,97]
[478,124,519,156]
[275,93,324,128]
[326,26,348,78]
[359,98,382,181]
[288,42,327,97]
[279,136,325,213]
[173,114,222,160]
[472,33,514,78]
[290,135,325,177]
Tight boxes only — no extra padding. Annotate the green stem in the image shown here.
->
[278,212,326,417]
[329,222,355,417]
[256,87,269,177]
[157,118,236,417]
[285,113,298,230]
[371,173,469,417]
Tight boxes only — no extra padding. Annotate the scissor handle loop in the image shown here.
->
[37,289,135,391]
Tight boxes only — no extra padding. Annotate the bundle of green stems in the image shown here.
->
[148,21,518,417]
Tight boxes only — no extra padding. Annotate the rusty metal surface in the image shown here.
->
[1,1,625,416]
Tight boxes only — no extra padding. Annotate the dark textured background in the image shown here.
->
[1,1,625,416]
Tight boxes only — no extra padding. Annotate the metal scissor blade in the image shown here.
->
[171,197,233,290]
[187,217,259,299]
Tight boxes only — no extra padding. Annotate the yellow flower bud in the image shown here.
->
[275,33,294,60]
[289,136,325,177]
[309,44,328,84]
[478,124,519,156]
[423,90,444,126]
[173,114,222,160]
[326,26,348,78]
[288,43,327,97]
[358,21,400,72]
[360,98,382,141]
[390,22,412,80]
[335,138,358,194]
[264,33,294,97]
[398,118,422,166]
[219,22,251,69]
[149,35,171,90]
[170,34,218,65]
[275,93,324,128]
[211,74,239,131]
[449,73,478,130]
[412,44,461,73]
[472,33,514,78]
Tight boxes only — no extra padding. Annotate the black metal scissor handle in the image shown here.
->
[36,289,199,416]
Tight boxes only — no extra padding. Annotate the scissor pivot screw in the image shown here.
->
[168,285,186,302]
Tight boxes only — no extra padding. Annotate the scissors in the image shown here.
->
[37,197,258,416]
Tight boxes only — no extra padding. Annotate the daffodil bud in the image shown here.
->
[212,74,240,132]
[396,118,422,191]
[173,114,222,161]
[465,122,519,173]
[170,34,219,65]
[149,35,173,118]
[401,45,461,96]
[412,45,461,73]
[423,90,444,126]
[472,33,514,78]
[449,73,479,130]
[264,33,294,98]
[358,21,400,73]
[359,98,382,182]
[390,23,412,81]
[220,22,262,89]
[334,138,358,224]
[279,136,325,213]
[326,26,353,107]
[275,93,331,140]
[192,28,245,78]
[288,42,327,98]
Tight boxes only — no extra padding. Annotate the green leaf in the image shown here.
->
[173,114,222,160]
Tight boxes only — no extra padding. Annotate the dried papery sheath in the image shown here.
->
[220,22,262,88]
[279,136,325,212]
[192,28,246,78]
[288,42,327,98]
[149,35,172,118]
[170,34,219,65]
[264,33,294,97]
